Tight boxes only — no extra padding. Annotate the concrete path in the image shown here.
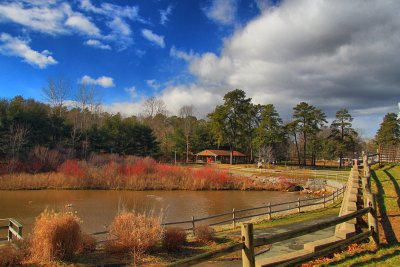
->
[195,213,338,266]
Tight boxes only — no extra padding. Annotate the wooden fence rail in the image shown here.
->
[166,207,374,267]
[0,218,23,242]
[167,162,379,267]
[161,186,346,232]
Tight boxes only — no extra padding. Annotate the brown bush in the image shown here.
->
[0,245,23,266]
[194,225,215,243]
[76,232,97,254]
[105,211,163,258]
[29,209,82,262]
[162,227,187,251]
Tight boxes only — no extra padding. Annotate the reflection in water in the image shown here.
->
[0,190,300,233]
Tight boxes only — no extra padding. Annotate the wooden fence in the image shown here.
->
[378,145,400,163]
[166,161,379,267]
[0,218,23,242]
[161,186,346,233]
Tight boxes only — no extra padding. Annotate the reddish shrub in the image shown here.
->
[162,227,187,251]
[194,167,230,187]
[119,161,146,176]
[58,160,85,178]
[104,161,120,177]
[119,157,156,176]
[156,164,186,178]
[194,225,215,243]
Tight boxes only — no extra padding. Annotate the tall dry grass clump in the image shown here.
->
[105,211,163,259]
[162,227,187,251]
[194,225,215,243]
[0,245,24,266]
[29,209,85,262]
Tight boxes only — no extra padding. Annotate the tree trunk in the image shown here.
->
[186,134,189,163]
[230,144,233,165]
[294,133,300,165]
[303,133,307,166]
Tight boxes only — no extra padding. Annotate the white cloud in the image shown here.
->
[80,75,115,88]
[84,39,111,50]
[101,101,143,116]
[160,5,173,25]
[170,46,196,61]
[79,0,140,49]
[0,33,57,68]
[156,0,400,138]
[0,1,69,34]
[65,13,100,36]
[0,0,141,50]
[160,83,222,116]
[203,0,237,25]
[146,79,161,91]
[141,29,165,48]
[125,86,139,100]
[79,0,139,19]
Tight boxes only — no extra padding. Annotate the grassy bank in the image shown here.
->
[305,164,400,266]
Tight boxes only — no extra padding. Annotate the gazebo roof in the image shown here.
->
[196,149,246,157]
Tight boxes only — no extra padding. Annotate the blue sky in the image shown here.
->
[0,0,260,101]
[0,0,399,138]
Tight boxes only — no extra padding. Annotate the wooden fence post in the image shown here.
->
[241,223,255,267]
[332,190,336,204]
[368,196,380,246]
[267,202,271,220]
[232,208,236,229]
[8,220,12,241]
[298,198,301,213]
[192,216,196,235]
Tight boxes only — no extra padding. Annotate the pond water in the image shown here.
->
[0,190,301,234]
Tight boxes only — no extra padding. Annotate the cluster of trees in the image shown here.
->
[0,84,160,161]
[375,112,400,145]
[3,76,398,167]
[207,89,361,167]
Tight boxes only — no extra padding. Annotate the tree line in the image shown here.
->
[1,77,398,167]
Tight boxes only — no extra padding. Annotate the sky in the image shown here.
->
[0,0,399,138]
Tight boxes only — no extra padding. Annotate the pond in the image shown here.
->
[0,190,302,234]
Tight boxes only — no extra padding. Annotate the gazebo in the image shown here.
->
[195,149,247,164]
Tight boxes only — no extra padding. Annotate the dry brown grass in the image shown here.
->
[76,232,97,254]
[105,211,163,261]
[0,245,24,266]
[194,225,215,243]
[28,209,84,263]
[162,227,187,251]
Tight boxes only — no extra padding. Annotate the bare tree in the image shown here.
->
[42,76,70,117]
[141,96,166,118]
[258,145,274,164]
[74,83,102,158]
[179,105,194,163]
[9,122,29,160]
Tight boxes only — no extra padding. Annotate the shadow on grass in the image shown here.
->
[371,170,398,244]
[383,166,400,208]
[323,244,399,267]
[349,248,400,267]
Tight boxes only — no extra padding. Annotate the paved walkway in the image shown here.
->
[195,213,338,266]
